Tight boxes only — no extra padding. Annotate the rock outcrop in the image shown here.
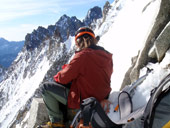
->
[27,98,49,128]
[103,1,112,23]
[149,21,170,62]
[83,6,102,26]
[121,0,170,89]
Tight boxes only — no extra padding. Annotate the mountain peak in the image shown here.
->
[56,14,70,25]
[83,6,102,26]
[0,37,8,43]
[24,6,103,50]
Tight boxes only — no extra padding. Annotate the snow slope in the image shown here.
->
[97,0,161,91]
[0,40,72,127]
[0,42,51,127]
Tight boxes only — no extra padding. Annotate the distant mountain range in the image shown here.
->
[0,38,24,68]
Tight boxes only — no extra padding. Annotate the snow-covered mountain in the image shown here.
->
[0,38,24,68]
[0,0,170,128]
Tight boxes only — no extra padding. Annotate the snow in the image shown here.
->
[0,0,170,127]
[64,36,75,51]
[96,0,161,91]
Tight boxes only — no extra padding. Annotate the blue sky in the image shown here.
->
[0,0,113,41]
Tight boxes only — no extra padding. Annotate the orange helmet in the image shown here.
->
[75,27,95,42]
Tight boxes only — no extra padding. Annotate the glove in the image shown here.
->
[62,64,68,69]
[53,64,68,82]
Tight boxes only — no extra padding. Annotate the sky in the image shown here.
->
[0,0,113,41]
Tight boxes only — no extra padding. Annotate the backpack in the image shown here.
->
[141,73,170,128]
[70,73,170,128]
[70,97,122,128]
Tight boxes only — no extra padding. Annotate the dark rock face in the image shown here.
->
[149,21,170,62]
[83,6,102,26]
[55,15,84,41]
[103,1,112,22]
[25,26,50,50]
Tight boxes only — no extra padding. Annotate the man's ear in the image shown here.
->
[95,36,100,44]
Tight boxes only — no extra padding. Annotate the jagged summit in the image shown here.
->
[55,14,83,41]
[24,6,103,51]
[83,6,102,26]
[25,26,49,50]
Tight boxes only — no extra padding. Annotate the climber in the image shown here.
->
[38,27,113,128]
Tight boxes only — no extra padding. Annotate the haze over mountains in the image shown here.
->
[0,38,24,68]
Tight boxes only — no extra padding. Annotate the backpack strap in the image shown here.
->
[80,97,122,128]
[82,105,93,126]
[81,97,96,126]
[70,110,81,128]
[91,99,122,128]
[118,91,132,119]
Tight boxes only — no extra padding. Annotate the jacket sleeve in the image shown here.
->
[53,52,84,84]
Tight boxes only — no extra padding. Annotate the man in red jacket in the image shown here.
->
[39,27,113,128]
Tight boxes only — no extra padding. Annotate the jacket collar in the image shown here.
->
[75,44,111,54]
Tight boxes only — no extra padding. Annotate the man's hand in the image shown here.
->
[100,99,111,113]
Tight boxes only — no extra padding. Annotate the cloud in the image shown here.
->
[59,0,103,6]
[0,0,106,22]
[0,23,47,41]
[0,0,65,22]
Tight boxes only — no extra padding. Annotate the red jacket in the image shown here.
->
[54,45,113,109]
